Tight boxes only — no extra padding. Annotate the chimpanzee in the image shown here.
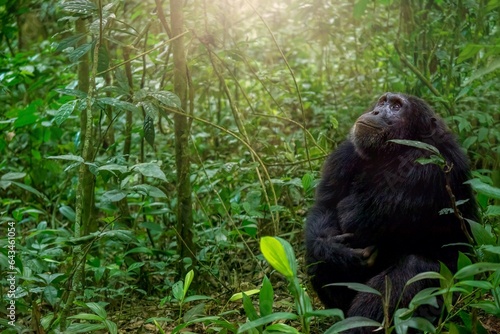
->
[305,93,477,332]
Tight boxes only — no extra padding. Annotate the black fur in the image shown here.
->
[305,93,477,332]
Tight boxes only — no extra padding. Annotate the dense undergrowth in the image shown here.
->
[0,0,499,333]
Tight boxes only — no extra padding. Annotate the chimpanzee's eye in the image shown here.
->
[391,103,402,111]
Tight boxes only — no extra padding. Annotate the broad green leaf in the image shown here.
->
[97,43,109,72]
[465,179,500,199]
[131,163,167,182]
[104,319,118,334]
[101,189,127,202]
[324,316,381,334]
[43,286,58,306]
[265,323,300,333]
[237,312,298,333]
[184,270,194,297]
[130,184,167,198]
[406,271,444,286]
[229,289,260,302]
[55,88,87,98]
[305,308,344,319]
[470,301,500,315]
[465,58,500,84]
[59,205,76,222]
[260,236,293,278]
[56,33,86,52]
[144,114,155,148]
[259,276,274,317]
[389,139,441,155]
[468,220,496,245]
[454,262,500,280]
[408,288,439,309]
[456,280,493,290]
[1,172,26,181]
[149,91,182,109]
[457,44,482,63]
[241,293,259,322]
[55,100,77,125]
[86,302,107,319]
[127,262,145,272]
[67,313,103,321]
[47,154,84,162]
[485,205,500,217]
[97,164,128,175]
[172,281,184,301]
[301,173,314,192]
[11,181,45,199]
[394,316,436,333]
[183,295,212,303]
[99,97,140,113]
[68,42,92,63]
[326,282,381,296]
[61,0,97,15]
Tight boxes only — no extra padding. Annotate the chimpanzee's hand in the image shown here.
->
[331,233,378,267]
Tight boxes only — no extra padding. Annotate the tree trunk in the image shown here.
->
[170,0,195,276]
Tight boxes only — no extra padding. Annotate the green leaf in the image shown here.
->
[260,236,294,278]
[86,302,107,319]
[389,139,441,155]
[457,44,482,63]
[55,100,78,125]
[485,205,500,217]
[465,58,500,84]
[265,323,300,333]
[184,270,194,297]
[1,172,26,181]
[61,0,97,15]
[229,289,260,302]
[454,262,500,280]
[326,282,382,296]
[97,44,109,72]
[131,163,167,182]
[144,114,155,148]
[468,220,496,245]
[406,271,444,286]
[172,281,185,302]
[101,189,127,202]
[104,319,118,334]
[394,316,436,333]
[59,205,76,222]
[259,276,274,317]
[55,88,87,98]
[11,181,45,199]
[68,313,103,321]
[301,173,314,192]
[68,42,92,63]
[127,262,145,272]
[456,280,493,290]
[183,295,212,303]
[470,301,500,315]
[242,292,259,322]
[47,154,84,162]
[97,164,128,175]
[305,308,344,319]
[324,316,381,334]
[149,91,182,109]
[99,97,141,113]
[237,312,298,333]
[465,179,500,199]
[130,184,167,198]
[43,286,58,306]
[56,33,86,52]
